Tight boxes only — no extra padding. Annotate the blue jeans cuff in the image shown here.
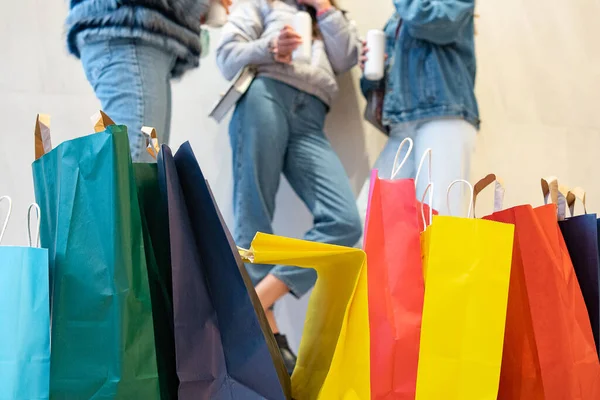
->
[271,266,317,298]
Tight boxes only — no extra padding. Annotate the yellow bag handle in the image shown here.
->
[237,246,252,262]
[447,179,474,218]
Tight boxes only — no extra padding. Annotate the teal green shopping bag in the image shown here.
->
[31,116,160,399]
[134,163,178,399]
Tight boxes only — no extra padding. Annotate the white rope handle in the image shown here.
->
[390,138,414,179]
[420,182,434,230]
[447,179,474,218]
[0,196,12,245]
[414,148,432,189]
[27,203,41,248]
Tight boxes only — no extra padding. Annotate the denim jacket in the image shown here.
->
[361,0,479,129]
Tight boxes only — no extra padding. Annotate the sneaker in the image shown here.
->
[274,333,297,375]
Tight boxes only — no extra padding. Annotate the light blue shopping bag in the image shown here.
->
[0,197,50,400]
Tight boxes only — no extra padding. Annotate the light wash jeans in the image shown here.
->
[80,38,177,162]
[230,77,362,297]
[356,118,477,246]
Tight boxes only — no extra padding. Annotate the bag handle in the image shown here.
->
[34,114,52,160]
[447,179,474,218]
[420,182,434,230]
[238,246,253,263]
[390,138,413,179]
[541,176,568,220]
[567,187,587,216]
[142,126,160,159]
[0,196,12,245]
[472,173,505,217]
[27,203,41,248]
[414,148,432,190]
[91,110,116,133]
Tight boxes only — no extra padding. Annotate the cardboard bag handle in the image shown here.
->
[472,174,505,217]
[0,196,12,245]
[91,110,116,133]
[541,176,568,220]
[142,126,160,159]
[238,246,253,263]
[567,187,587,216]
[34,114,52,160]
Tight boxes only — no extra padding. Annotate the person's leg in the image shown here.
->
[228,77,292,324]
[80,38,176,162]
[413,118,477,215]
[355,122,419,247]
[163,74,173,148]
[275,92,362,298]
[229,78,298,373]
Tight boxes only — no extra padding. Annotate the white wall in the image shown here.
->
[2,0,600,350]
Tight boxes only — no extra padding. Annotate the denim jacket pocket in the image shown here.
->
[422,49,438,104]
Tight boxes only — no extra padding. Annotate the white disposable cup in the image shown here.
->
[292,11,312,63]
[364,29,385,81]
[205,2,228,28]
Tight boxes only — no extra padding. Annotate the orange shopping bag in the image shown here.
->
[364,141,436,400]
[484,177,600,399]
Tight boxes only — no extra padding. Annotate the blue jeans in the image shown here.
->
[230,77,362,297]
[356,118,477,246]
[80,38,176,162]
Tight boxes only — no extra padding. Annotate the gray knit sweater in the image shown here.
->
[216,0,360,106]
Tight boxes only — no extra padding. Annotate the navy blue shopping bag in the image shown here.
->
[559,214,600,357]
[157,142,291,399]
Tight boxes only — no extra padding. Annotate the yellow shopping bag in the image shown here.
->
[241,233,370,400]
[416,181,514,400]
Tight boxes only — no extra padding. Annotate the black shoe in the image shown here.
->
[274,333,297,375]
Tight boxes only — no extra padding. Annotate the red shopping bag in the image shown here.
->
[364,168,436,399]
[486,203,600,399]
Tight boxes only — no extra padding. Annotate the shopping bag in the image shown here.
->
[158,142,291,399]
[32,114,160,398]
[559,187,600,356]
[535,204,600,396]
[416,180,514,400]
[91,114,178,399]
[134,163,178,399]
[242,233,369,400]
[0,198,50,400]
[486,177,600,399]
[363,140,435,400]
